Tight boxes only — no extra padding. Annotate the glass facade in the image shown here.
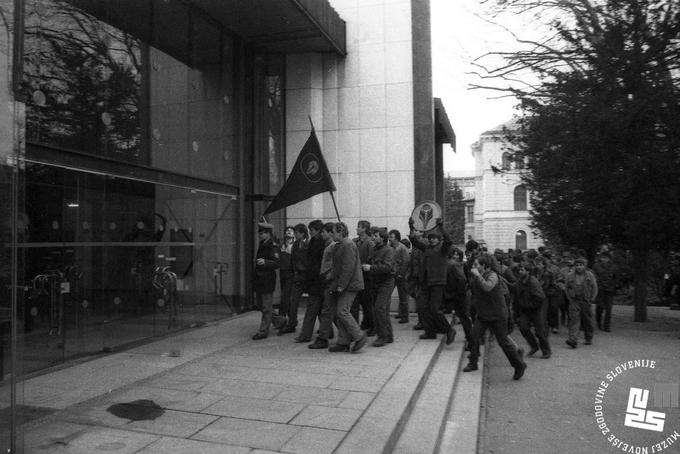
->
[1,1,288,451]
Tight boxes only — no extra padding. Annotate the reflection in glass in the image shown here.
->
[22,0,143,163]
[16,163,238,374]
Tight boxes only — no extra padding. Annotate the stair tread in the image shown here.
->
[392,338,464,454]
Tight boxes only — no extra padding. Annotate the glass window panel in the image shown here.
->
[17,163,240,373]
[23,0,143,164]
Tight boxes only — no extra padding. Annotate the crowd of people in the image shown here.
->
[251,218,617,380]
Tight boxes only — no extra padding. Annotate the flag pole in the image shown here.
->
[329,191,341,222]
[309,115,341,222]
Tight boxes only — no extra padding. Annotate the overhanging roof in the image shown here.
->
[193,0,346,56]
[434,98,456,150]
[68,0,346,66]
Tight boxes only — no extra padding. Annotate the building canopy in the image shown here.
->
[68,0,346,66]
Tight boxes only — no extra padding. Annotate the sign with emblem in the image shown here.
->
[410,200,442,232]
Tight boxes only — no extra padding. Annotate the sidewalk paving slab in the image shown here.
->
[7,312,453,454]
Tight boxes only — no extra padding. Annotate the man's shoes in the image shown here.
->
[446,327,456,345]
[386,337,394,344]
[308,339,329,349]
[551,328,559,334]
[252,332,267,340]
[584,339,593,345]
[541,352,552,359]
[351,334,368,352]
[528,346,539,356]
[413,323,424,330]
[565,339,577,349]
[294,336,311,343]
[398,319,409,324]
[513,361,527,380]
[329,343,350,352]
[463,362,478,372]
[278,325,295,335]
[366,330,376,337]
[419,333,436,340]
[373,338,386,347]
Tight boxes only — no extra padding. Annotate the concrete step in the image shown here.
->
[439,345,486,454]
[334,336,446,454]
[392,336,465,453]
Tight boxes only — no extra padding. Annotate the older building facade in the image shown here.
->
[452,119,543,251]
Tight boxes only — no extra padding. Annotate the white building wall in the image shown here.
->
[468,128,544,251]
[284,0,416,234]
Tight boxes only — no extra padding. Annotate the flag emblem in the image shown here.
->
[301,154,322,183]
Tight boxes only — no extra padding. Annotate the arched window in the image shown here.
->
[515,230,527,250]
[514,185,527,211]
[502,152,512,170]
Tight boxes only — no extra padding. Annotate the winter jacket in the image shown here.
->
[254,238,280,294]
[515,275,546,311]
[565,270,599,304]
[331,237,365,292]
[470,269,507,321]
[367,242,395,283]
[392,241,410,279]
[409,229,452,287]
[306,232,326,296]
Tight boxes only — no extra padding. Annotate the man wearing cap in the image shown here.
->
[408,218,456,344]
[564,257,598,348]
[252,221,285,340]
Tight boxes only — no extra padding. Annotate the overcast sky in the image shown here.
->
[431,0,521,174]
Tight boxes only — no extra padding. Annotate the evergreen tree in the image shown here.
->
[475,0,680,321]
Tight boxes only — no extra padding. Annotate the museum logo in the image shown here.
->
[594,359,679,453]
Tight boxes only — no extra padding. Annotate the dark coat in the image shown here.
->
[331,238,364,292]
[392,241,410,279]
[409,231,452,287]
[367,242,395,283]
[291,239,309,283]
[515,275,546,312]
[306,233,326,296]
[254,238,280,294]
[445,260,467,300]
[470,269,507,321]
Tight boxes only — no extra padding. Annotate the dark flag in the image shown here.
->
[263,127,336,215]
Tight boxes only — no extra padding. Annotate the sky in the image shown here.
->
[430,0,523,174]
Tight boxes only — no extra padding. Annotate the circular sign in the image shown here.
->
[410,200,442,232]
[300,153,323,183]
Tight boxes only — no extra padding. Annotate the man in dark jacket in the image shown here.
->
[279,224,309,334]
[390,229,411,324]
[328,222,367,353]
[445,247,471,346]
[297,220,327,343]
[364,227,395,347]
[252,222,284,340]
[409,218,455,344]
[352,220,375,332]
[515,263,551,358]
